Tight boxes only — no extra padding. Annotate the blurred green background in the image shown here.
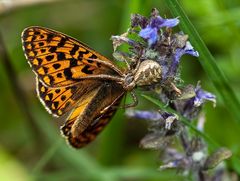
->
[0,0,240,180]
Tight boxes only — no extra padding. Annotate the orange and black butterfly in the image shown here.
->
[21,26,162,148]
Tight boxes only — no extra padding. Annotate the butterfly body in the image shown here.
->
[22,26,162,148]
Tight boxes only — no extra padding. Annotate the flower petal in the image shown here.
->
[168,41,199,77]
[150,16,179,29]
[184,41,199,57]
[157,17,179,28]
[126,110,163,121]
[139,26,158,45]
[194,89,216,107]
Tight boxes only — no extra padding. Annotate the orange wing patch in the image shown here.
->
[37,79,102,117]
[36,80,79,117]
[22,26,120,87]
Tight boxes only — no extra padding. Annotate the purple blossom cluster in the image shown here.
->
[111,8,231,180]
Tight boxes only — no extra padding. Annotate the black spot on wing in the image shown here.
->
[38,42,44,46]
[53,63,61,70]
[88,54,97,63]
[36,58,43,65]
[49,46,57,53]
[53,101,59,109]
[43,67,49,73]
[46,55,54,61]
[55,89,61,93]
[57,73,63,78]
[48,75,54,85]
[97,62,101,67]
[58,38,66,47]
[48,93,53,100]
[61,95,66,101]
[63,68,73,78]
[47,34,54,43]
[34,31,40,35]
[70,44,79,55]
[57,52,66,60]
[81,65,93,74]
[40,49,46,53]
[70,58,78,67]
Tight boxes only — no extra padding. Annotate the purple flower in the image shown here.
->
[173,83,216,120]
[175,41,199,61]
[126,109,177,122]
[126,110,163,121]
[126,110,179,133]
[139,15,179,46]
[150,16,179,29]
[194,83,216,107]
[139,26,158,46]
[168,41,199,77]
[184,42,199,57]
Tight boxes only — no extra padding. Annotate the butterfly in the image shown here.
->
[21,26,162,148]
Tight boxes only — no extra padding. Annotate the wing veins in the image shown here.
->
[57,89,80,110]
[50,88,70,102]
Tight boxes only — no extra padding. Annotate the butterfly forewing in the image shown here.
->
[37,79,102,117]
[22,26,121,87]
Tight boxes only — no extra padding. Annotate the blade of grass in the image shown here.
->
[32,138,62,174]
[165,0,240,123]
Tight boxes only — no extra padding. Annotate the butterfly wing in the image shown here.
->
[61,82,125,148]
[22,26,122,87]
[22,26,126,148]
[37,78,102,117]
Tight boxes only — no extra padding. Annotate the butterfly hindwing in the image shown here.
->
[66,99,122,148]
[61,82,125,148]
[22,26,120,87]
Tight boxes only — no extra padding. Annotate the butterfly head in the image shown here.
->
[121,73,136,91]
